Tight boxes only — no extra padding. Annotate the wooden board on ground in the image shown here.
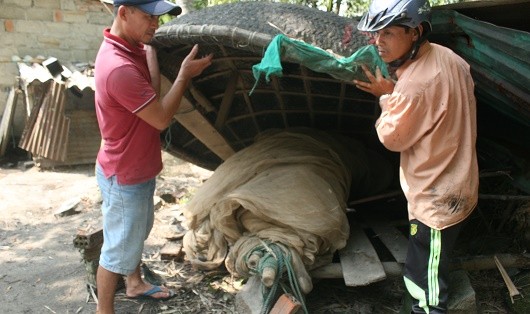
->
[339,223,386,286]
[160,241,184,261]
[371,224,408,264]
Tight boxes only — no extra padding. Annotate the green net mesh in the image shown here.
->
[251,34,388,93]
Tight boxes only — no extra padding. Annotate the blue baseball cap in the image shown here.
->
[113,0,182,16]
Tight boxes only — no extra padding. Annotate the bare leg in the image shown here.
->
[96,265,120,314]
[125,264,172,298]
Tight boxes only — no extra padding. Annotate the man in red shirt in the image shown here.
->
[94,1,212,313]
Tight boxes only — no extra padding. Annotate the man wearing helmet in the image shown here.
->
[353,0,478,313]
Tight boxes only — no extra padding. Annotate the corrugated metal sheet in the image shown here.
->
[35,109,101,167]
[19,81,70,161]
[431,8,530,126]
[16,62,100,166]
[17,62,95,91]
[437,0,530,32]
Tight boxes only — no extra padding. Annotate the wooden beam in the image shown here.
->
[161,75,235,160]
[271,76,289,128]
[300,67,315,126]
[189,82,215,112]
[160,241,184,261]
[311,261,402,279]
[311,253,530,279]
[338,223,386,286]
[215,72,238,129]
[0,86,18,156]
[371,224,408,264]
[348,190,403,206]
[494,255,521,303]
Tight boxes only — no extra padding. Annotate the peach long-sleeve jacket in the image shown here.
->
[376,43,479,230]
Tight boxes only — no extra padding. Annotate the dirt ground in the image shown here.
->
[0,149,527,314]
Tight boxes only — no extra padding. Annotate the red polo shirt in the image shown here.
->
[94,28,162,185]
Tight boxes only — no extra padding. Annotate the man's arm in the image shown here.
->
[145,45,161,97]
[137,44,213,131]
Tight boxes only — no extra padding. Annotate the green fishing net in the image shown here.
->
[251,34,388,93]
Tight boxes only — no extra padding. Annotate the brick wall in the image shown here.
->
[0,0,113,137]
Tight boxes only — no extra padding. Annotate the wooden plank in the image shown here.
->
[311,261,403,279]
[161,75,235,161]
[494,255,521,302]
[348,190,403,206]
[312,253,530,280]
[160,241,184,261]
[0,86,18,156]
[189,83,215,112]
[338,224,386,286]
[371,224,408,264]
[175,99,235,160]
[214,72,238,129]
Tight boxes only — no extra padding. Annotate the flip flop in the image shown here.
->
[128,285,176,301]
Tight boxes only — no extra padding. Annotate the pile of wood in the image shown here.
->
[0,59,100,167]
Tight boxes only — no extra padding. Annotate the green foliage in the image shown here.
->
[158,0,179,25]
[159,14,173,24]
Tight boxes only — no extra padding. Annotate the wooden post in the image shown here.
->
[0,86,18,156]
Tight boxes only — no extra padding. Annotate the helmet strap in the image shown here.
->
[386,52,410,77]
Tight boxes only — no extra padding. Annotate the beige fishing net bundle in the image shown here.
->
[181,128,392,293]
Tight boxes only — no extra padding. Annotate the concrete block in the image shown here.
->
[0,6,27,19]
[0,33,16,48]
[3,0,32,8]
[47,21,70,34]
[26,8,54,21]
[65,37,91,50]
[0,64,18,86]
[34,0,61,9]
[70,23,101,37]
[235,276,264,314]
[70,50,89,63]
[16,34,43,53]
[38,36,62,49]
[38,48,72,62]
[76,1,109,12]
[62,11,88,23]
[86,49,99,61]
[13,20,47,34]
[60,0,77,11]
[87,11,114,26]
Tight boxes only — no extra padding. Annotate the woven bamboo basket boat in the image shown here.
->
[151,2,384,170]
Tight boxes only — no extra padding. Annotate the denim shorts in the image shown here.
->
[95,163,156,275]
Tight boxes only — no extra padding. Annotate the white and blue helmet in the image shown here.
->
[357,0,432,33]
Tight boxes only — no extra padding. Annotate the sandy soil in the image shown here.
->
[0,151,214,314]
[0,160,100,313]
